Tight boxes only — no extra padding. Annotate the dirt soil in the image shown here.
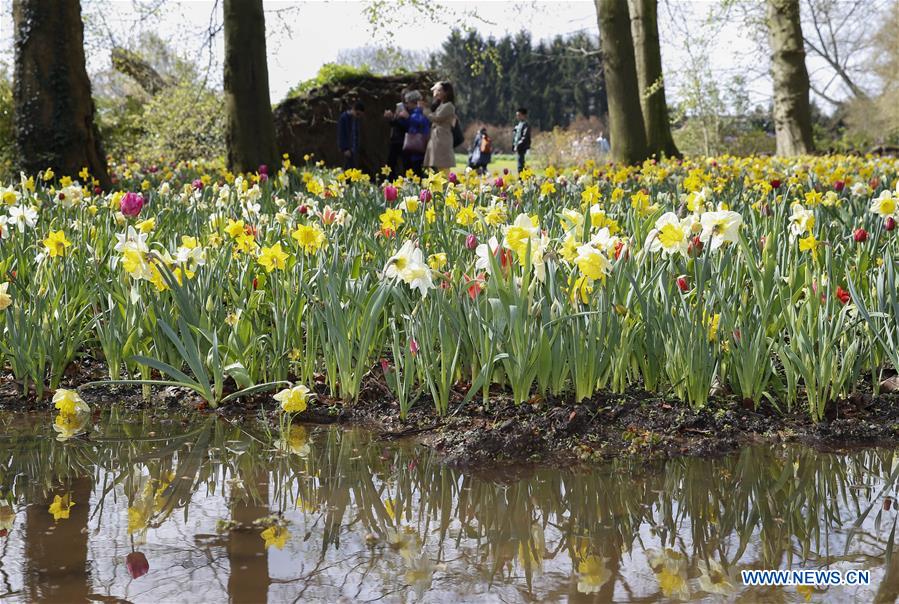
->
[4,360,899,469]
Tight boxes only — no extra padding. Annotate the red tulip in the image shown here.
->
[384,185,398,202]
[676,275,689,293]
[770,179,781,189]
[419,189,432,203]
[465,233,478,250]
[886,217,896,232]
[833,180,845,191]
[126,552,149,579]
[835,286,850,305]
[854,228,868,243]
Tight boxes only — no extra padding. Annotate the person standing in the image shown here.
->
[384,89,410,177]
[468,127,492,174]
[422,81,457,173]
[512,107,531,173]
[397,91,429,177]
[597,130,611,155]
[338,101,365,169]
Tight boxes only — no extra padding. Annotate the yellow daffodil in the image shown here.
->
[257,242,289,272]
[291,223,327,254]
[274,384,312,413]
[52,389,89,415]
[43,230,72,258]
[0,282,11,311]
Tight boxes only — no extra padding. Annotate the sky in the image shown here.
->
[0,1,789,108]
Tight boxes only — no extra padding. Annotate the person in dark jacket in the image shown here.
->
[384,89,410,178]
[512,107,531,173]
[338,101,365,169]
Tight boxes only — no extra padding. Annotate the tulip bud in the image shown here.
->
[886,217,896,232]
[854,227,868,242]
[465,233,478,250]
[769,179,781,189]
[687,236,703,257]
[494,177,504,188]
[419,189,432,203]
[676,275,689,293]
[833,180,845,191]
[409,338,419,356]
[298,204,308,215]
[126,552,150,579]
[384,185,398,202]
[448,172,458,184]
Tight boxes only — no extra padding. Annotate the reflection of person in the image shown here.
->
[422,81,457,172]
[338,101,365,169]
[597,130,611,154]
[512,107,531,173]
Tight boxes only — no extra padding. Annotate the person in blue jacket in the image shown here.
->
[394,91,430,177]
[338,101,365,169]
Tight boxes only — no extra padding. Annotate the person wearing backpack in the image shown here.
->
[512,107,531,173]
[468,127,492,174]
[422,81,457,173]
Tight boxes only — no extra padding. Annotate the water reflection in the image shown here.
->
[0,408,896,602]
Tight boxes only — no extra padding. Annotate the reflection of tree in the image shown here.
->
[227,463,270,604]
[24,477,93,602]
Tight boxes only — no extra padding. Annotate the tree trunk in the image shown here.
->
[223,0,277,174]
[766,0,815,155]
[595,0,649,165]
[628,0,680,158]
[13,0,110,187]
[25,477,93,602]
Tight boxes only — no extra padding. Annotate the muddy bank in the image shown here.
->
[4,360,899,469]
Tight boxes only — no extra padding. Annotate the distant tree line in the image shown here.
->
[433,30,608,130]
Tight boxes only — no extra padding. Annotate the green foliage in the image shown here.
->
[141,82,225,162]
[436,29,607,130]
[0,68,15,181]
[287,63,374,98]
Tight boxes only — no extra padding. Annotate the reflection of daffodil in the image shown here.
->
[0,504,15,531]
[48,494,75,521]
[577,555,612,594]
[53,412,89,441]
[697,559,734,595]
[647,548,690,600]
[128,505,152,534]
[275,425,311,456]
[260,525,290,549]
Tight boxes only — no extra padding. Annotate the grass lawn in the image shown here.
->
[453,153,518,175]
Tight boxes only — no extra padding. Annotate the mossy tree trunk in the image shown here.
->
[223,0,277,174]
[766,0,814,156]
[628,0,680,158]
[13,0,110,187]
[595,0,649,165]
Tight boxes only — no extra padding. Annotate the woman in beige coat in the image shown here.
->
[422,81,457,172]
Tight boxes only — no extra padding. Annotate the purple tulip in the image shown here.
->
[120,192,144,218]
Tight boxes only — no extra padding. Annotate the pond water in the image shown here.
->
[0,409,897,603]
